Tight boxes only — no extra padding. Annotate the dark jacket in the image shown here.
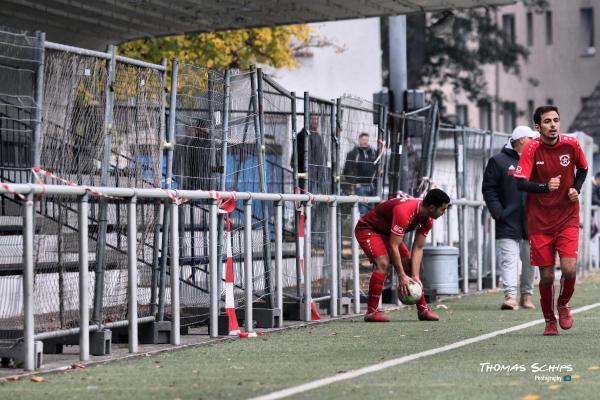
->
[342,146,377,184]
[593,183,600,206]
[482,146,528,240]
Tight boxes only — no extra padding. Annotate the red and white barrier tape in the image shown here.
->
[223,209,241,336]
[219,192,263,337]
[0,181,31,205]
[297,211,321,321]
[31,167,117,200]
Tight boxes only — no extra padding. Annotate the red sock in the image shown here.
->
[539,282,556,322]
[367,270,386,313]
[417,286,428,313]
[557,276,576,307]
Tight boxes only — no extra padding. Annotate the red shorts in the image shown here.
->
[355,224,410,263]
[529,226,579,267]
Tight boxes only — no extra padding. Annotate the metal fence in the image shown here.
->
[1,27,598,371]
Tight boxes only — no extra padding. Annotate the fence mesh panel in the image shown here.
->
[337,97,381,298]
[0,28,40,340]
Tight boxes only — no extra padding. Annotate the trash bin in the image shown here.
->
[421,245,459,295]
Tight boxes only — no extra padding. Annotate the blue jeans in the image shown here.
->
[355,184,376,215]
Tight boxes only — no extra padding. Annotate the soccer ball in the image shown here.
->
[399,280,422,305]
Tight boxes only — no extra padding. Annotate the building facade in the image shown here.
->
[447,0,600,133]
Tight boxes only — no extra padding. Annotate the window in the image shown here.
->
[527,100,535,122]
[546,98,554,105]
[503,102,517,132]
[478,101,492,130]
[456,104,469,126]
[502,14,516,43]
[581,8,595,55]
[545,11,553,45]
[527,12,534,46]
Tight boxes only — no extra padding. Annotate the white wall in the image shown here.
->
[264,18,383,101]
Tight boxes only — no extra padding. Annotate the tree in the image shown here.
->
[405,1,548,113]
[118,25,340,70]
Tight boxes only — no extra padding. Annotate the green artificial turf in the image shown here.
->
[2,274,599,400]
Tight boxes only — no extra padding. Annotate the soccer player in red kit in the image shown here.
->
[355,188,450,322]
[514,105,588,335]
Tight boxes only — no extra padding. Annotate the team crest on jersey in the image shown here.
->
[559,154,570,167]
[392,225,405,235]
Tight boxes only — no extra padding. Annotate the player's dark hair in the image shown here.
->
[423,188,450,208]
[358,132,369,139]
[533,105,559,125]
[595,172,600,180]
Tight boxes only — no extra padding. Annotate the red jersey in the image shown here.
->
[359,198,433,237]
[514,135,588,234]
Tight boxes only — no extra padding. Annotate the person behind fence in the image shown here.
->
[342,132,377,213]
[355,188,450,322]
[514,105,588,336]
[174,118,213,190]
[482,126,538,311]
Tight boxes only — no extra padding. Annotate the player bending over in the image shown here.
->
[355,188,450,322]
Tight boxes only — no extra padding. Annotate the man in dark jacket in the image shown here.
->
[482,126,538,310]
[342,132,377,213]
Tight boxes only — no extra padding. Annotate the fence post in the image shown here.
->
[461,204,469,294]
[150,57,168,317]
[159,58,178,321]
[335,98,343,302]
[78,195,89,361]
[476,205,483,292]
[209,200,219,337]
[244,199,254,333]
[303,92,310,190]
[376,105,386,198]
[216,68,231,302]
[351,202,361,314]
[491,217,496,288]
[23,193,35,371]
[275,200,284,327]
[291,92,302,299]
[304,201,312,321]
[329,200,338,317]
[254,67,274,308]
[32,31,45,170]
[170,201,180,345]
[128,196,138,353]
[93,44,116,327]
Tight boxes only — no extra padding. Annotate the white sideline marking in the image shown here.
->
[250,302,600,400]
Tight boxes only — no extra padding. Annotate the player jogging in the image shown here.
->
[514,105,588,335]
[355,188,450,322]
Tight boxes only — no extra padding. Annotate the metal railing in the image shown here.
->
[0,182,379,370]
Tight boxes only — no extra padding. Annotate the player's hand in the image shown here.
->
[548,175,561,191]
[398,275,415,297]
[568,188,579,202]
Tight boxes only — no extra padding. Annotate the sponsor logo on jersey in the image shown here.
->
[559,154,570,167]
